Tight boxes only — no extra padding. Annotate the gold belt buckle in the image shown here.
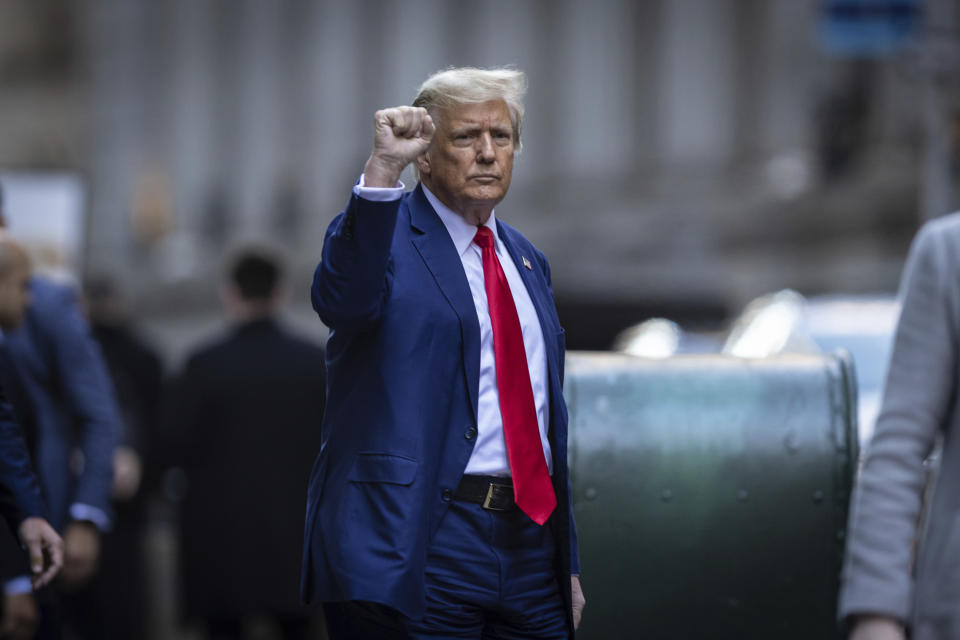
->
[482,483,509,511]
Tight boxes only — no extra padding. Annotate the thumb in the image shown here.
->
[421,114,436,139]
[25,536,43,575]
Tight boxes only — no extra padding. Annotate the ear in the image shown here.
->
[416,152,431,178]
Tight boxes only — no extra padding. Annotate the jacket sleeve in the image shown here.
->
[0,392,46,531]
[0,510,30,583]
[838,221,957,623]
[41,285,119,522]
[311,193,402,331]
[541,249,579,574]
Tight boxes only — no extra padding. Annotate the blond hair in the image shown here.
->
[413,67,527,152]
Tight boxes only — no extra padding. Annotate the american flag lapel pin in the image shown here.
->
[522,256,532,270]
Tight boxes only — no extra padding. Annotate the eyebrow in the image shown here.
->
[450,123,512,135]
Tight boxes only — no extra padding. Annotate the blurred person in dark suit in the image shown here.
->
[84,276,163,502]
[167,247,325,640]
[0,184,120,639]
[46,276,164,639]
[0,232,64,640]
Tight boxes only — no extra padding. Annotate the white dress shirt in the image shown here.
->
[353,177,553,476]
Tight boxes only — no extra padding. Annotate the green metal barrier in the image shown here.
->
[565,352,858,639]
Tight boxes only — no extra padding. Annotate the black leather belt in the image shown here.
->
[455,475,516,512]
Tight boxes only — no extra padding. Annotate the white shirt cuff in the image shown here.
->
[353,174,405,201]
[4,576,31,595]
[69,503,111,532]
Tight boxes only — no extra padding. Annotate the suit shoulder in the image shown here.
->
[275,337,327,377]
[497,220,544,253]
[185,325,324,370]
[912,213,960,275]
[182,333,234,370]
[396,190,419,219]
[273,326,326,355]
[922,211,960,241]
[497,220,550,268]
[28,277,79,312]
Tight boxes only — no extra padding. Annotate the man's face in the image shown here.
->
[0,262,30,331]
[418,99,515,219]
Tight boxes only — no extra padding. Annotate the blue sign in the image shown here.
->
[821,0,923,56]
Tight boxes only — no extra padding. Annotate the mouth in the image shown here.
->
[470,175,500,183]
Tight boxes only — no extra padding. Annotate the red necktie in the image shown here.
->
[473,226,556,525]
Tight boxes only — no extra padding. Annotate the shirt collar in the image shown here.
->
[421,184,498,258]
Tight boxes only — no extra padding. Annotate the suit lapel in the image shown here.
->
[408,186,481,423]
[496,222,561,381]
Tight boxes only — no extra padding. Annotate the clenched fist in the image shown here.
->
[363,106,435,188]
[59,521,100,589]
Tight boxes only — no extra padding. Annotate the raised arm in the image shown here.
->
[311,107,434,330]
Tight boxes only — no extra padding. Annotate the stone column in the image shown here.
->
[555,0,636,178]
[658,0,737,168]
[83,0,149,280]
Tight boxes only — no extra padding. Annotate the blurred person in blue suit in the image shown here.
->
[0,232,64,640]
[0,184,119,639]
[303,67,584,639]
[166,248,325,640]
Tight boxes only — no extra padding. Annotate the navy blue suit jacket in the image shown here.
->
[0,381,47,531]
[301,185,578,621]
[3,278,118,530]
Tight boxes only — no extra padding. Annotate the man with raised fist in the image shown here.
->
[302,67,585,638]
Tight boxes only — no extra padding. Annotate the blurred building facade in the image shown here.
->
[0,0,954,350]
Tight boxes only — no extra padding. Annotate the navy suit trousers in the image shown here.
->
[324,499,568,639]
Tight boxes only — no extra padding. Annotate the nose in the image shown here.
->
[476,133,495,163]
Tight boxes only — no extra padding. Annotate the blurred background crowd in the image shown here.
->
[0,0,957,638]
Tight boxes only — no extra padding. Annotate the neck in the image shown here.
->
[230,302,275,324]
[462,207,493,227]
[420,182,495,226]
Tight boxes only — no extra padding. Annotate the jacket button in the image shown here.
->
[441,489,453,502]
[464,427,477,440]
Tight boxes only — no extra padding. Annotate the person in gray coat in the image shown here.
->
[840,212,960,640]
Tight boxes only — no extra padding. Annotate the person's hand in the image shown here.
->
[364,106,435,187]
[571,574,585,630]
[60,521,99,588]
[0,592,38,640]
[16,517,63,589]
[112,445,142,501]
[849,615,906,640]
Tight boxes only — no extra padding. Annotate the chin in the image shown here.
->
[466,186,507,202]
